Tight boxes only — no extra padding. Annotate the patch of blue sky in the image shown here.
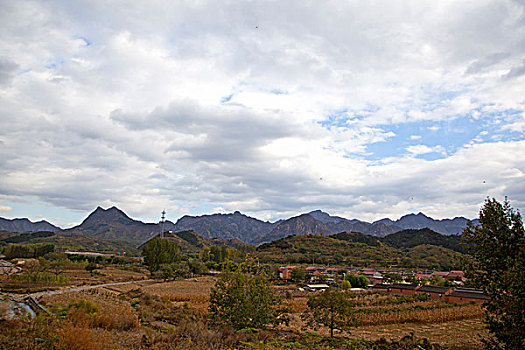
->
[319,105,382,129]
[17,68,32,75]
[186,203,226,216]
[72,35,92,46]
[1,197,85,228]
[270,89,288,95]
[45,58,64,70]
[363,116,496,162]
[220,94,233,103]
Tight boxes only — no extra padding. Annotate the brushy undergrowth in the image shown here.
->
[7,272,69,283]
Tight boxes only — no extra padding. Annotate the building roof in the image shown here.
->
[306,284,330,289]
[371,284,390,290]
[431,271,449,276]
[390,283,419,290]
[417,285,452,294]
[448,290,490,300]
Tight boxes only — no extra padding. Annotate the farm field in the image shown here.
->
[281,292,485,349]
[1,274,487,349]
[0,260,150,293]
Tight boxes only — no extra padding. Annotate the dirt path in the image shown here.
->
[28,279,155,300]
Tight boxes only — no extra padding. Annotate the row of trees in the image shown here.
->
[141,238,261,279]
[3,242,55,259]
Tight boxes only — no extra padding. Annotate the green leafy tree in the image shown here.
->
[208,269,288,330]
[302,288,357,337]
[200,247,210,262]
[291,266,308,282]
[345,274,368,288]
[85,262,98,276]
[4,243,54,259]
[142,237,181,272]
[341,279,351,290]
[210,245,228,263]
[187,259,207,275]
[384,272,402,283]
[462,197,525,350]
[157,262,190,279]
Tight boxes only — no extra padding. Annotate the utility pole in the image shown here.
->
[160,210,166,238]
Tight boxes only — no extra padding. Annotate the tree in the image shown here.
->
[291,266,308,282]
[462,197,525,349]
[345,274,368,288]
[4,243,54,259]
[142,237,181,272]
[210,245,228,263]
[187,259,207,276]
[341,279,351,290]
[208,269,288,330]
[302,288,357,337]
[384,272,402,283]
[85,262,98,276]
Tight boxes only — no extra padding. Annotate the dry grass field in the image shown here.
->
[0,262,150,293]
[142,275,217,313]
[0,275,487,349]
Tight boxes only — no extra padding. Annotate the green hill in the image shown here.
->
[0,231,138,255]
[329,231,382,246]
[147,230,252,254]
[403,244,463,270]
[379,228,464,253]
[255,234,463,269]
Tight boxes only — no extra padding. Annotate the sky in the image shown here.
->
[0,0,524,228]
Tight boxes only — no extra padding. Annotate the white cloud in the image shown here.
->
[0,0,523,223]
[406,145,446,155]
[0,205,12,213]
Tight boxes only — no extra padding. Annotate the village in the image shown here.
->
[278,265,488,304]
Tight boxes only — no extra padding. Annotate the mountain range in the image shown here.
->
[0,206,479,245]
[0,217,60,233]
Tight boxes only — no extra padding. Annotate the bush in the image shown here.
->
[209,269,289,330]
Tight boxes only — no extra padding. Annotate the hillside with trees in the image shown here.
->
[255,234,462,269]
[0,230,138,254]
[379,228,464,253]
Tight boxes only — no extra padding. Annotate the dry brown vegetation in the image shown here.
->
[0,275,486,349]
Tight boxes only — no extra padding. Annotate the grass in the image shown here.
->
[0,274,486,349]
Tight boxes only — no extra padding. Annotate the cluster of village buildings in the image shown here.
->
[279,265,488,304]
[279,265,466,284]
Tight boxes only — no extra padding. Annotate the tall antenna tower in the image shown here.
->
[160,209,166,238]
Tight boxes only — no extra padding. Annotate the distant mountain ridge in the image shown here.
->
[170,211,275,242]
[62,206,160,245]
[4,206,479,245]
[0,217,61,233]
[252,210,478,243]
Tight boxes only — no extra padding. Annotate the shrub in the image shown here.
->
[209,269,289,330]
[302,288,357,337]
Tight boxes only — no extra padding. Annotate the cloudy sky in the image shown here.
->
[1,0,524,227]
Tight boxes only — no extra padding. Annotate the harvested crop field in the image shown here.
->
[142,275,217,313]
